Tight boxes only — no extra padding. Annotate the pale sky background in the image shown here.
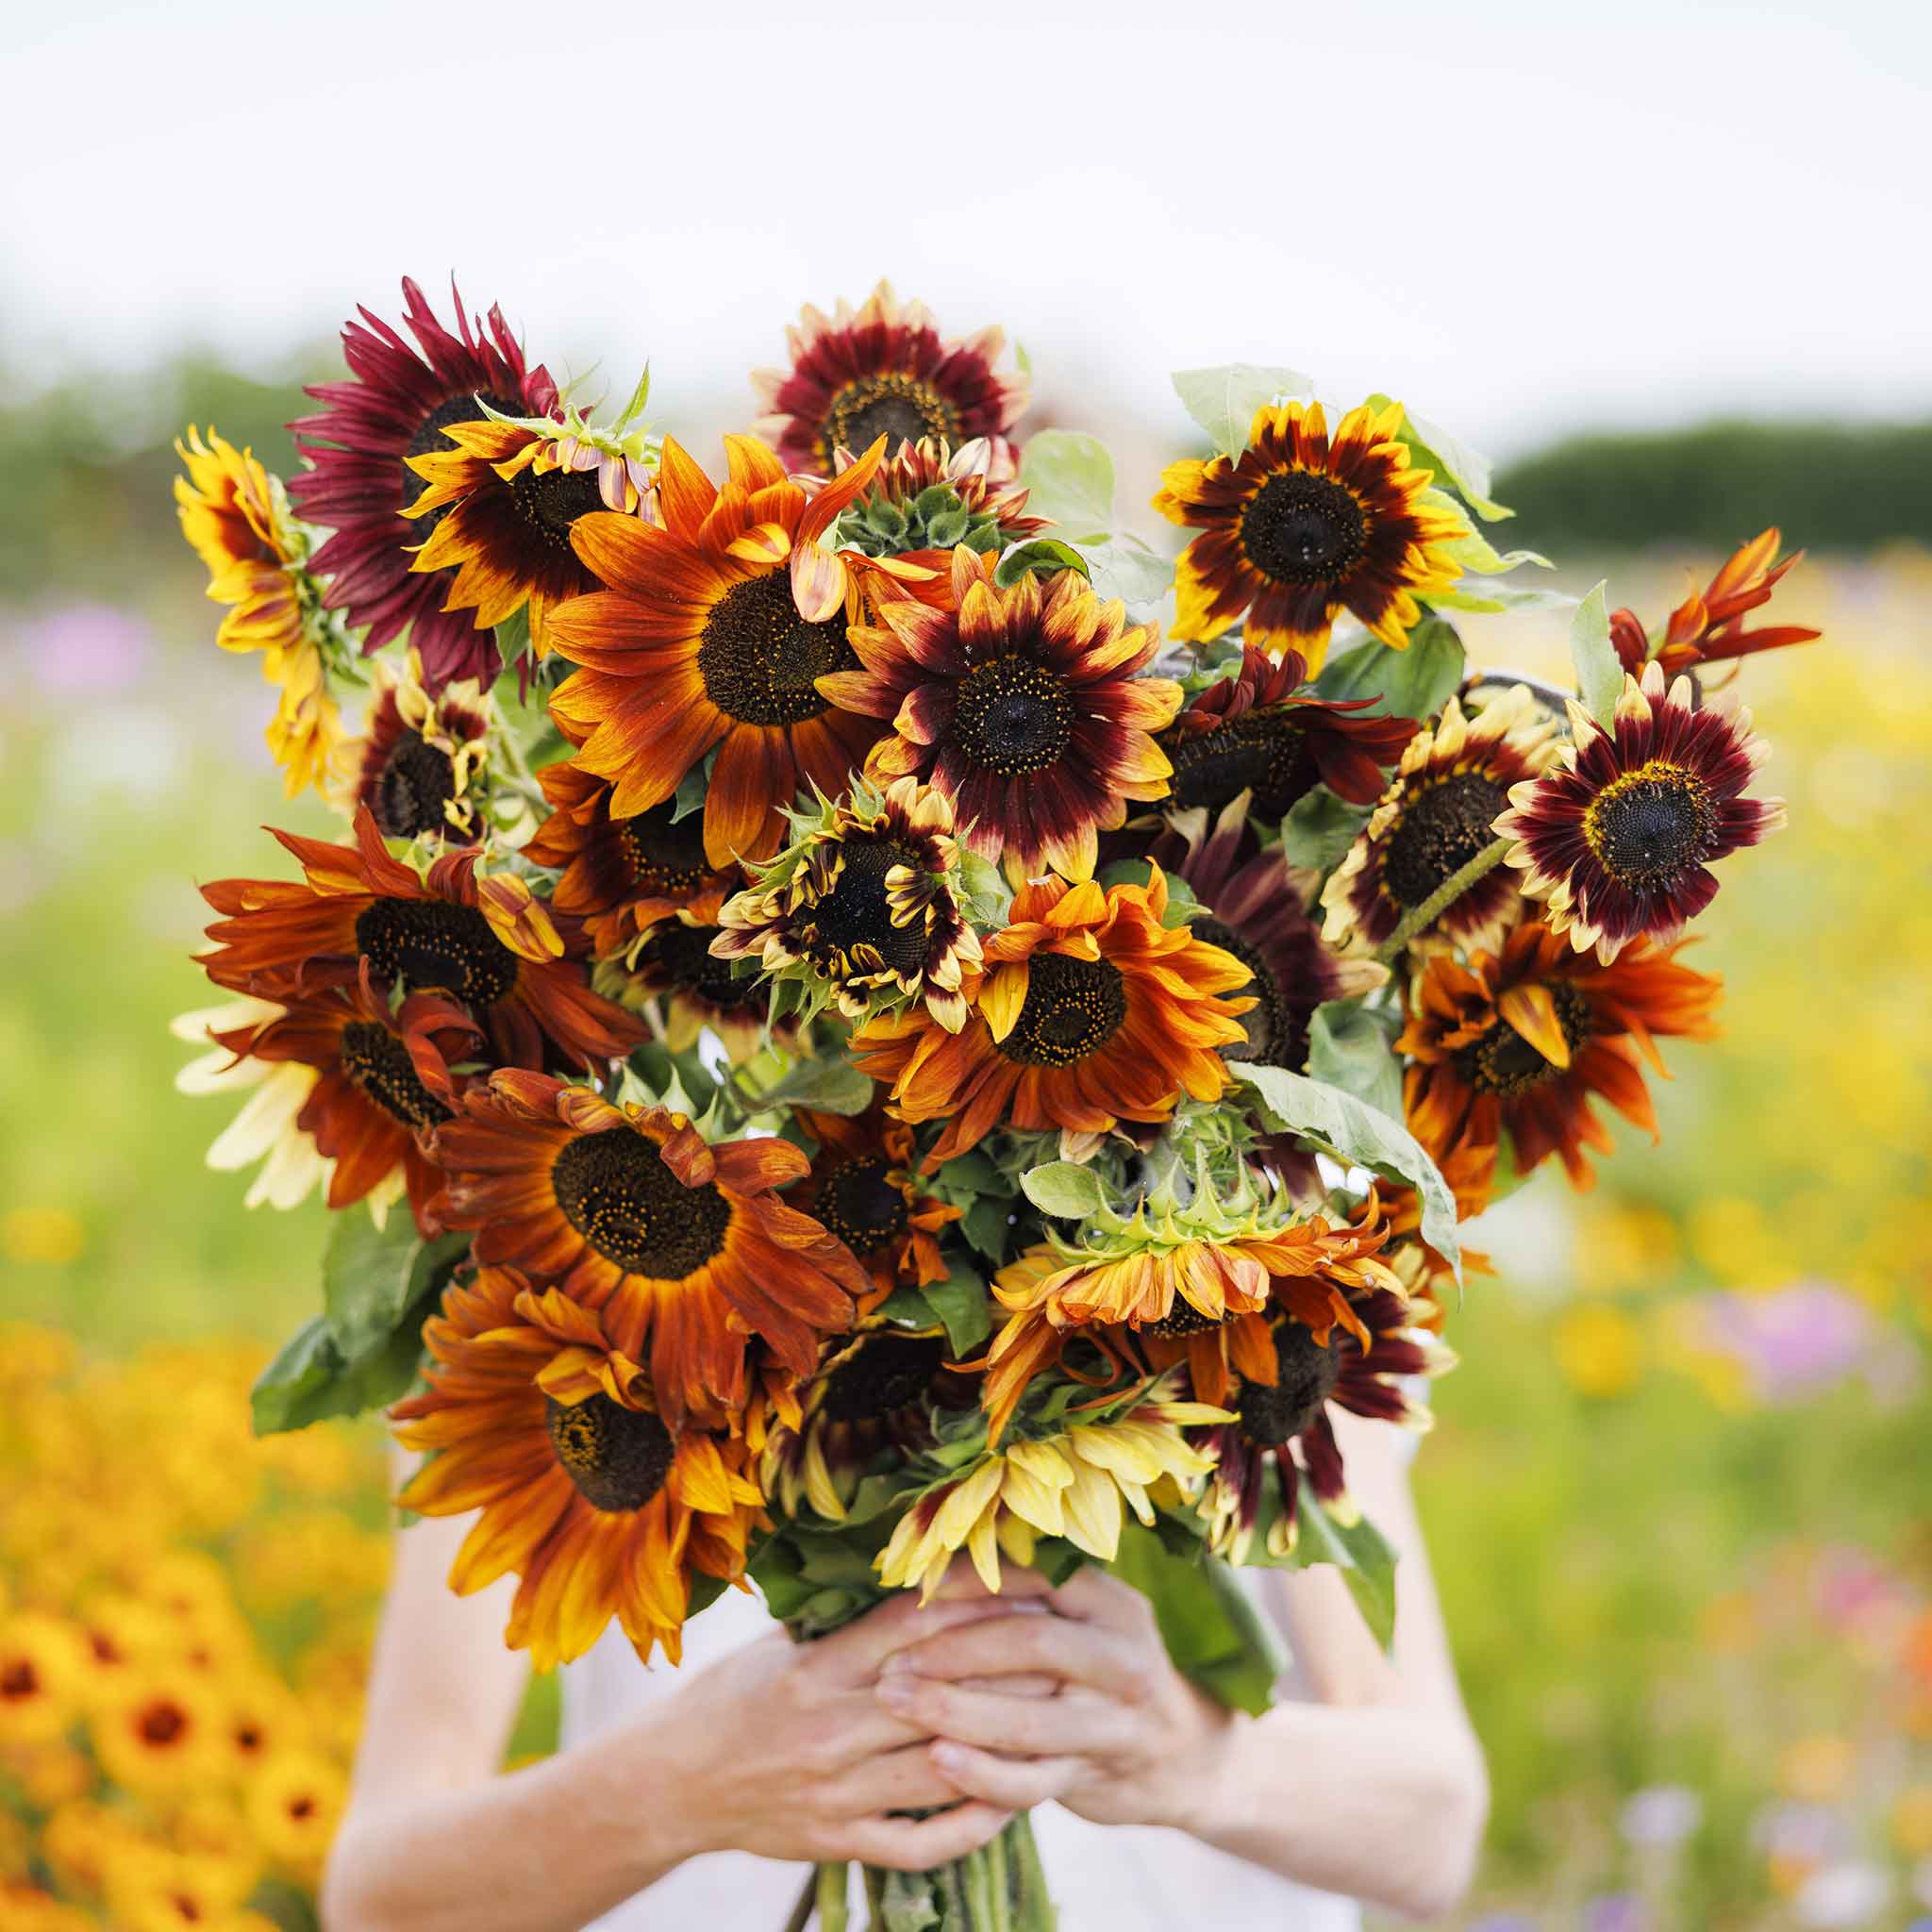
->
[2,0,1928,460]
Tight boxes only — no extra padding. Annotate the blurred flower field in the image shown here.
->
[0,548,1926,1926]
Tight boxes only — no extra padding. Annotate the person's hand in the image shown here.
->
[650,1574,1053,1873]
[872,1566,1237,1835]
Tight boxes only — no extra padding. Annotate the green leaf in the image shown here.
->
[1307,1002,1402,1121]
[1020,1161,1107,1221]
[1082,534,1174,612]
[613,362,653,431]
[744,1056,875,1117]
[1015,430,1116,538]
[921,1261,993,1357]
[1443,527,1552,577]
[670,757,709,824]
[961,1194,1014,1264]
[1399,407,1511,522]
[493,606,532,672]
[1313,616,1465,722]
[1233,1063,1460,1278]
[993,538,1091,588]
[1279,788,1369,871]
[251,1310,428,1436]
[322,1213,465,1363]
[1297,1497,1399,1651]
[1172,364,1312,458]
[1569,580,1621,728]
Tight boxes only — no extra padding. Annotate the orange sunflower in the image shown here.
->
[541,435,891,868]
[430,1071,867,1423]
[203,968,478,1236]
[198,807,643,1074]
[789,1104,960,1309]
[404,417,652,659]
[1153,399,1470,669]
[1399,918,1723,1192]
[1611,527,1820,680]
[523,711,742,960]
[822,545,1182,883]
[391,1267,764,1667]
[851,866,1252,1167]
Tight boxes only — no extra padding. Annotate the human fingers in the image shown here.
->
[927,1740,1086,1810]
[882,1610,1142,1702]
[818,1591,1015,1683]
[876,1674,1133,1757]
[1047,1565,1161,1638]
[829,1803,1013,1873]
[926,1556,1057,1605]
[817,1740,969,1817]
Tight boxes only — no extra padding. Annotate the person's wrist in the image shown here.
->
[605,1698,727,1871]
[1149,1685,1241,1839]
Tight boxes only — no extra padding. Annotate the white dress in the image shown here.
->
[561,1576,1363,1931]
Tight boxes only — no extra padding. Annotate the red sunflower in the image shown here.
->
[289,276,558,691]
[197,807,643,1074]
[339,650,490,842]
[206,968,478,1235]
[1497,660,1786,962]
[1399,918,1723,1192]
[822,546,1181,883]
[751,281,1029,479]
[1158,644,1419,819]
[429,1072,868,1424]
[541,435,890,869]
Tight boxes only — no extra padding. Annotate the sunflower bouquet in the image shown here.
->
[172,276,1818,1930]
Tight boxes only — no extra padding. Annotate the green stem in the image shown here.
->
[1374,834,1512,963]
[815,1859,850,1932]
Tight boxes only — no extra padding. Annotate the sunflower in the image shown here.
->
[202,970,478,1237]
[1160,791,1384,1070]
[1158,643,1420,819]
[752,281,1029,479]
[243,1748,346,1873]
[1321,684,1562,956]
[1197,1285,1451,1561]
[198,808,643,1074]
[597,915,793,1065]
[90,1672,223,1792]
[0,1612,87,1746]
[391,1267,765,1666]
[1399,918,1723,1191]
[289,276,558,691]
[175,426,344,799]
[981,1190,1405,1437]
[762,1324,957,1523]
[541,434,890,868]
[1153,399,1471,669]
[172,999,334,1213]
[875,1389,1226,1603]
[522,711,741,959]
[1612,527,1820,680]
[404,417,650,659]
[789,1104,961,1307]
[0,1888,92,1932]
[103,1852,257,1932]
[823,546,1181,883]
[1496,660,1787,962]
[851,867,1251,1167]
[711,774,988,1031]
[338,649,490,841]
[429,1073,866,1422]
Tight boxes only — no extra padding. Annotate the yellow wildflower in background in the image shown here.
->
[1550,1303,1643,1400]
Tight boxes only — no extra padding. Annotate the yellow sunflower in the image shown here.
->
[1153,399,1470,670]
[0,1611,87,1746]
[89,1671,224,1792]
[243,1747,347,1874]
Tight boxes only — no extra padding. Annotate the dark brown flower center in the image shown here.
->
[372,731,458,840]
[953,655,1074,777]
[635,921,764,1011]
[1382,772,1508,908]
[698,573,855,727]
[1457,981,1596,1095]
[355,898,519,1007]
[1,1660,39,1700]
[1237,1323,1343,1445]
[1145,1300,1234,1338]
[402,391,522,533]
[545,1391,675,1511]
[997,953,1127,1068]
[816,1153,909,1255]
[510,462,607,548]
[137,1700,190,1747]
[1240,471,1367,587]
[823,374,960,465]
[550,1128,733,1277]
[615,803,712,893]
[1191,917,1294,1067]
[1167,711,1318,820]
[794,837,929,981]
[817,1331,947,1423]
[339,1019,451,1129]
[1584,761,1716,886]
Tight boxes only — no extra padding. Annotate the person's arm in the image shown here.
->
[874,1411,1489,1923]
[320,1468,1027,1932]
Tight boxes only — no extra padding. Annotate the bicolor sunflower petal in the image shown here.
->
[338,648,491,841]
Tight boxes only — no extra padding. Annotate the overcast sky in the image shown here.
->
[3,0,1927,458]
